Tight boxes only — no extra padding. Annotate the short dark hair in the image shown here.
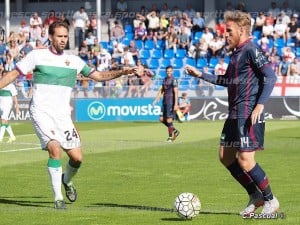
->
[48,21,69,35]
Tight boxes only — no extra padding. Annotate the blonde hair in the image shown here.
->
[224,10,251,34]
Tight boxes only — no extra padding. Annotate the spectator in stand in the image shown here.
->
[88,13,97,36]
[265,12,275,26]
[59,13,70,49]
[116,0,128,25]
[178,92,191,122]
[289,57,300,77]
[188,37,208,60]
[192,12,205,33]
[128,40,139,63]
[214,57,228,76]
[201,27,214,44]
[134,22,147,41]
[30,12,43,29]
[35,39,45,49]
[258,34,270,55]
[278,57,290,76]
[4,53,15,71]
[136,59,153,97]
[255,12,266,32]
[262,19,274,40]
[154,21,168,48]
[296,27,300,47]
[208,35,224,58]
[177,26,190,51]
[38,29,49,47]
[18,20,30,40]
[78,40,90,62]
[282,1,293,17]
[278,11,290,26]
[133,14,146,31]
[159,14,169,30]
[110,21,125,43]
[165,26,178,53]
[215,19,226,37]
[184,3,196,19]
[43,10,58,30]
[160,3,171,19]
[146,11,160,33]
[85,32,96,51]
[90,38,102,58]
[268,2,280,21]
[282,47,295,63]
[274,18,287,42]
[73,6,89,50]
[20,39,33,55]
[269,55,278,74]
[121,46,135,67]
[0,40,7,63]
[6,37,21,62]
[286,16,299,41]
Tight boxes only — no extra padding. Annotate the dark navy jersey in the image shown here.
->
[161,76,178,105]
[202,39,277,119]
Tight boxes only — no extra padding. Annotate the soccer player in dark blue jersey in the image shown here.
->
[153,65,180,142]
[185,11,279,216]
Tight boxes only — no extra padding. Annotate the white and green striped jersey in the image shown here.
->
[16,48,92,115]
[0,83,17,97]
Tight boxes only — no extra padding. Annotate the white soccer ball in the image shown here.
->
[174,192,201,220]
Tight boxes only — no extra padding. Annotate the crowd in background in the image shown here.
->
[0,0,300,99]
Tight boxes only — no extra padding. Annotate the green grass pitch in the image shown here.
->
[0,120,300,225]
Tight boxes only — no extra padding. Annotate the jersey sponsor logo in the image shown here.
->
[87,101,106,120]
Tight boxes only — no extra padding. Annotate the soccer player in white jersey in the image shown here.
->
[0,21,135,209]
[0,71,19,143]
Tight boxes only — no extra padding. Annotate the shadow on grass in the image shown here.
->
[91,202,174,212]
[0,196,52,208]
[90,203,239,217]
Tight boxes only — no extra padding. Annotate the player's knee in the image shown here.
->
[69,158,82,168]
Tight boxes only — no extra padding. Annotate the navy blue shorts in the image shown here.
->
[160,103,174,118]
[220,118,265,151]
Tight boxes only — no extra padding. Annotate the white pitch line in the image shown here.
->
[0,147,41,153]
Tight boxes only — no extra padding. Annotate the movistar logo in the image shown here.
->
[87,101,106,120]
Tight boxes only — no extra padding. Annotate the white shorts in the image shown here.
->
[0,97,13,120]
[30,109,81,150]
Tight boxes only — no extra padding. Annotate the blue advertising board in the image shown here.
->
[75,98,161,121]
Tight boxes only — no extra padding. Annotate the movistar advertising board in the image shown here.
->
[75,98,161,121]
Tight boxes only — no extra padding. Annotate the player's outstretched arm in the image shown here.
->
[89,67,137,82]
[0,70,20,89]
[185,65,202,78]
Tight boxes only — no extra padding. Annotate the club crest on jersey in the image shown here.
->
[65,59,70,66]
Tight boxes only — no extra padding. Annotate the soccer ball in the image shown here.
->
[174,192,201,220]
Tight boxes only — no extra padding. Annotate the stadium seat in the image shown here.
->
[156,40,165,49]
[158,70,166,78]
[173,58,184,69]
[185,57,196,67]
[124,24,133,33]
[209,57,218,68]
[296,47,300,57]
[274,38,285,48]
[152,49,163,59]
[100,41,108,49]
[252,30,261,40]
[160,58,172,68]
[152,79,163,91]
[144,40,155,50]
[124,32,134,40]
[134,40,143,50]
[193,31,203,41]
[173,69,181,79]
[164,49,175,58]
[139,49,151,59]
[179,79,190,91]
[196,58,208,68]
[148,59,160,69]
[175,49,186,58]
[286,38,296,47]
